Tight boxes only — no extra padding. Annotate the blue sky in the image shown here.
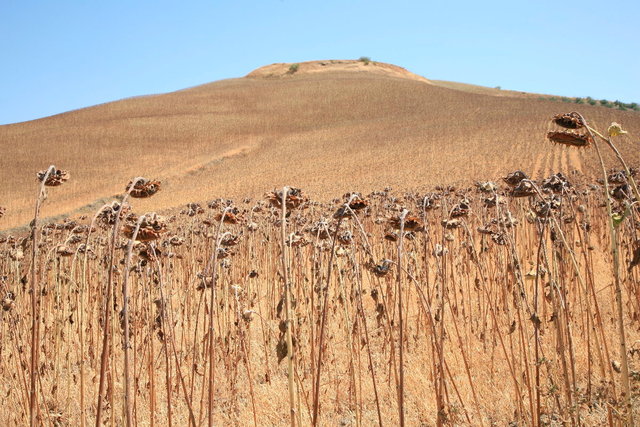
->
[1,0,638,125]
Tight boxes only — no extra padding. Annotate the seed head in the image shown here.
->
[126,179,161,198]
[388,215,423,231]
[343,192,368,211]
[214,209,244,224]
[98,201,132,227]
[56,245,75,257]
[503,170,528,186]
[476,181,497,193]
[510,180,537,198]
[266,187,307,210]
[168,236,184,246]
[37,168,70,187]
[552,112,583,129]
[122,213,168,242]
[547,131,591,148]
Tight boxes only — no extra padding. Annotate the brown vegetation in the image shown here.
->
[0,168,639,425]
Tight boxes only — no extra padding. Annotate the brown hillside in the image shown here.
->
[1,60,638,229]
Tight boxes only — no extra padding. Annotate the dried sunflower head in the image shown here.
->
[541,173,571,193]
[168,236,184,247]
[214,209,244,224]
[56,245,75,257]
[308,220,333,240]
[547,131,591,148]
[450,199,470,218]
[126,179,161,198]
[182,203,204,216]
[476,181,497,193]
[483,194,505,208]
[388,215,423,231]
[343,192,368,211]
[286,231,307,247]
[37,168,70,187]
[503,171,528,186]
[367,259,392,277]
[122,213,168,242]
[333,206,353,219]
[510,180,537,198]
[533,197,560,218]
[266,187,307,210]
[337,230,353,245]
[221,233,241,247]
[441,218,461,229]
[98,201,132,227]
[138,244,162,262]
[552,112,583,129]
[2,293,15,312]
[611,184,632,201]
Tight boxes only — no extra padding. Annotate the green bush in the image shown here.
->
[288,63,300,74]
[358,56,371,65]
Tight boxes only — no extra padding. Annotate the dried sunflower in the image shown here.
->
[286,232,307,247]
[483,194,504,208]
[266,187,307,209]
[547,131,591,148]
[450,199,470,218]
[168,236,184,247]
[503,170,528,186]
[388,215,423,231]
[182,203,204,216]
[98,202,132,227]
[214,210,244,224]
[126,179,161,198]
[337,230,353,245]
[56,245,75,257]
[367,259,392,277]
[122,214,168,242]
[541,173,571,193]
[611,184,632,201]
[552,112,583,129]
[344,193,368,211]
[37,168,70,187]
[510,180,537,198]
[221,233,241,247]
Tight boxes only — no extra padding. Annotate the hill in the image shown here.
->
[1,59,638,229]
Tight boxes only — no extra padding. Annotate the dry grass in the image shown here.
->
[1,61,639,229]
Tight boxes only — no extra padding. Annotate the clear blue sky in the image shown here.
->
[1,0,638,125]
